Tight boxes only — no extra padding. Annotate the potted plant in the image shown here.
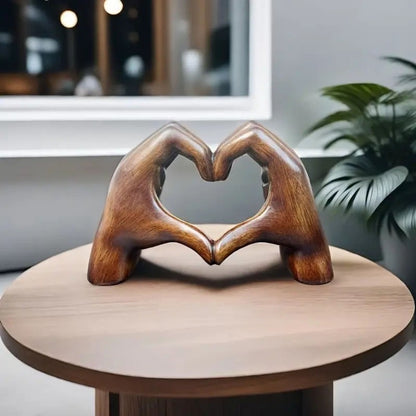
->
[307,78,416,294]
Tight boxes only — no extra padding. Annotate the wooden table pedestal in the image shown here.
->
[96,385,333,416]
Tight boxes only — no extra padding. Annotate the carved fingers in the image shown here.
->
[213,121,297,180]
[211,122,333,284]
[150,122,213,181]
[144,123,213,263]
[88,123,215,285]
[212,122,285,264]
[88,122,333,286]
[155,202,214,265]
[213,214,267,264]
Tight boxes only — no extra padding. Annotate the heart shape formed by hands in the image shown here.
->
[88,122,333,286]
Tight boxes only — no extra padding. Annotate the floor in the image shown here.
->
[0,272,415,416]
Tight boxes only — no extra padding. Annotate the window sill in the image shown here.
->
[0,147,350,159]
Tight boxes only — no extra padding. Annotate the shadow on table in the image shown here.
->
[132,257,290,289]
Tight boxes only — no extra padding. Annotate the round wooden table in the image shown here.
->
[0,225,414,416]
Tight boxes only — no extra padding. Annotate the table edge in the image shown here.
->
[1,313,414,398]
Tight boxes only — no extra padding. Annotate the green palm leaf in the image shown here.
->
[383,56,416,72]
[393,205,416,238]
[383,57,416,89]
[388,188,416,238]
[397,74,416,87]
[316,156,408,218]
[306,84,400,151]
[323,134,359,149]
[307,110,355,134]
[321,83,393,112]
[380,90,414,105]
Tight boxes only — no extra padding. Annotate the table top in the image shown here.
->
[0,225,414,397]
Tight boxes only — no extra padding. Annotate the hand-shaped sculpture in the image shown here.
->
[213,122,333,284]
[88,121,333,286]
[88,123,214,285]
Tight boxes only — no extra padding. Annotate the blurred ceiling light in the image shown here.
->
[60,10,78,28]
[104,0,124,15]
[124,55,144,78]
[26,52,42,75]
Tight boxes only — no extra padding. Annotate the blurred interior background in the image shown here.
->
[0,0,248,96]
[2,0,416,278]
[2,3,416,414]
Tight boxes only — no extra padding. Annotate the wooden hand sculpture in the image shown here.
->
[212,122,333,284]
[88,123,214,285]
[88,121,333,286]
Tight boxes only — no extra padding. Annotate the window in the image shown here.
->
[0,0,249,97]
[0,0,270,120]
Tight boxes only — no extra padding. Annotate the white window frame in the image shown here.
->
[0,0,271,121]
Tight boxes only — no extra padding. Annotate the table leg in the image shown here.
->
[96,383,333,416]
[302,384,333,416]
[95,390,119,416]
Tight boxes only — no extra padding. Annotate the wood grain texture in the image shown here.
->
[116,390,304,416]
[88,121,333,286]
[96,390,119,416]
[97,384,332,416]
[213,122,333,284]
[88,122,214,285]
[0,226,413,398]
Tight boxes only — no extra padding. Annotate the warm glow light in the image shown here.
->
[60,10,78,28]
[104,0,124,15]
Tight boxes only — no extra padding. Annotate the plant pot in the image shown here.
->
[319,210,383,262]
[380,225,416,297]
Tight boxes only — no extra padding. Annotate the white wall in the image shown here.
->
[0,155,372,271]
[0,156,263,270]
[1,0,414,269]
